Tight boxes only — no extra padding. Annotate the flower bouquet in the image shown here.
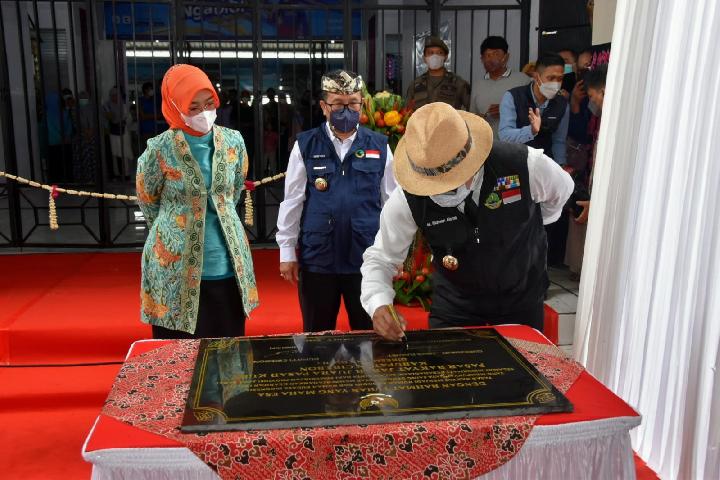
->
[360,90,414,152]
[392,231,433,311]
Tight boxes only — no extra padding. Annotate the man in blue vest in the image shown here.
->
[499,52,570,267]
[360,102,573,341]
[277,70,397,332]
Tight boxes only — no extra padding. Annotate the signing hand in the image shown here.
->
[279,261,300,285]
[575,200,590,224]
[372,305,406,341]
[528,108,542,135]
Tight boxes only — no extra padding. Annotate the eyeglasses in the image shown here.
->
[187,100,217,115]
[326,102,362,113]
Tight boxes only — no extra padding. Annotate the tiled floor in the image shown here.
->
[545,266,580,356]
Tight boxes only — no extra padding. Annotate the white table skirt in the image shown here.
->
[83,416,641,480]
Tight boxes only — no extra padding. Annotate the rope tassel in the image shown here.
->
[244,189,254,227]
[0,170,286,233]
[49,185,59,230]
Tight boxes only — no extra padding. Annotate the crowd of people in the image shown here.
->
[405,35,607,280]
[131,33,607,341]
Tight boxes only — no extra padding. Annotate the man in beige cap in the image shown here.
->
[406,36,471,110]
[360,102,573,341]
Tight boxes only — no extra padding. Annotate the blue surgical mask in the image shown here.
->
[564,64,574,74]
[329,108,360,133]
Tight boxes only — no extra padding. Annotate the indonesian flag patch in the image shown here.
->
[501,188,522,204]
[365,149,381,159]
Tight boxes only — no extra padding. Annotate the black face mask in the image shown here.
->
[329,108,360,133]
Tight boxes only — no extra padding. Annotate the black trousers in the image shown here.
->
[429,300,544,332]
[545,211,569,267]
[298,269,372,332]
[152,277,245,339]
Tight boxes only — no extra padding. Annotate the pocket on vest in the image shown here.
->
[349,216,379,267]
[300,214,334,267]
[352,158,383,195]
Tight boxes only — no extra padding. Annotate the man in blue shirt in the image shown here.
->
[499,52,570,266]
[498,52,569,166]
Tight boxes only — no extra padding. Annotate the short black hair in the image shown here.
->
[142,81,153,92]
[583,64,607,90]
[535,52,566,70]
[480,36,509,55]
[558,49,577,61]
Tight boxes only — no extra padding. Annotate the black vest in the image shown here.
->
[404,141,548,325]
[509,83,567,159]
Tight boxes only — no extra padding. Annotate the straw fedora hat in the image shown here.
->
[394,102,493,196]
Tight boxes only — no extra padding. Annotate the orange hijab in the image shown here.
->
[161,64,220,137]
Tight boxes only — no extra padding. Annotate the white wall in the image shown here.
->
[592,0,617,45]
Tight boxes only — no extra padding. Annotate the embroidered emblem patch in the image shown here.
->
[484,192,502,210]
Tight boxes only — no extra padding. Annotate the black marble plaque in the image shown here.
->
[181,328,572,432]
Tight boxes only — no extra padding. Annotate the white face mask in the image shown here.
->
[172,99,217,133]
[425,54,446,70]
[181,109,216,133]
[431,169,483,208]
[537,79,561,100]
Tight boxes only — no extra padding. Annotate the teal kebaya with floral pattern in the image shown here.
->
[136,127,258,334]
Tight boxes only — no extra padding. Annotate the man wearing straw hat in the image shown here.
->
[360,102,573,341]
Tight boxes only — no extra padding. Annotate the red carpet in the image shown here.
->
[0,251,657,479]
[0,250,428,366]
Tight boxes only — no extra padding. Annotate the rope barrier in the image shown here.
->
[0,170,286,230]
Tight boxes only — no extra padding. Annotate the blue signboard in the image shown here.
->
[104,1,361,41]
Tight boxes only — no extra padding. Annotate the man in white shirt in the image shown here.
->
[360,102,573,341]
[470,36,528,135]
[276,70,396,332]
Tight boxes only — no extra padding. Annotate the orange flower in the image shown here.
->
[216,195,227,215]
[142,291,169,319]
[191,197,203,220]
[153,231,181,267]
[136,173,159,203]
[384,110,401,127]
[227,147,238,164]
[158,151,182,181]
[186,266,200,289]
[175,214,187,230]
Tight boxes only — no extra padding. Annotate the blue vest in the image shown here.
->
[297,125,388,274]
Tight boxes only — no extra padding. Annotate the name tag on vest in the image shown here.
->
[426,215,459,227]
[312,154,327,159]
